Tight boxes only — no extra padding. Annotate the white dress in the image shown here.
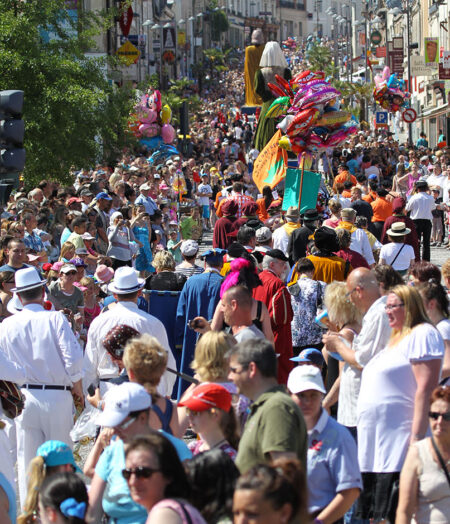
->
[357,323,444,473]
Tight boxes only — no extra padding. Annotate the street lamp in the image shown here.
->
[389,3,413,146]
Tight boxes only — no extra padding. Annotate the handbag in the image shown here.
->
[389,243,406,268]
[431,435,450,488]
[0,380,26,419]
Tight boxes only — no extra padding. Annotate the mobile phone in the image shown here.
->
[187,319,200,329]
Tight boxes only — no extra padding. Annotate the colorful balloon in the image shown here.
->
[286,108,320,138]
[161,124,175,144]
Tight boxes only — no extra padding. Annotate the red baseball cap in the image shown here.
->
[178,383,232,412]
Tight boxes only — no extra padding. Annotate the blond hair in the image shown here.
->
[191,331,236,382]
[152,250,176,272]
[80,276,94,288]
[58,241,75,261]
[324,281,362,329]
[123,334,168,394]
[18,456,46,524]
[389,284,431,339]
[442,258,450,283]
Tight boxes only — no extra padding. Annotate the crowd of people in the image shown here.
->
[0,39,450,524]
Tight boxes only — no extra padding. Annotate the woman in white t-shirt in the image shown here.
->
[379,222,415,277]
[356,285,444,522]
[418,279,450,384]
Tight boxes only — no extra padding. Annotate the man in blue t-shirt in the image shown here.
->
[0,238,30,273]
[85,383,191,524]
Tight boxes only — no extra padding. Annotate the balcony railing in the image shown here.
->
[280,1,306,10]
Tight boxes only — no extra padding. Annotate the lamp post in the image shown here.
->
[151,23,162,89]
[390,3,413,146]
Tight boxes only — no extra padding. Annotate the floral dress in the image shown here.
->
[289,277,327,348]
[132,225,154,273]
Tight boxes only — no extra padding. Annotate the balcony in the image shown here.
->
[280,1,305,10]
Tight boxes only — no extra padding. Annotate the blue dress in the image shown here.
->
[132,226,154,273]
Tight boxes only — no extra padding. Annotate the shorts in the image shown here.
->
[202,205,210,219]
[432,216,443,235]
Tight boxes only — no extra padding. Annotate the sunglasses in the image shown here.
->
[428,411,450,421]
[122,466,160,481]
[63,271,77,276]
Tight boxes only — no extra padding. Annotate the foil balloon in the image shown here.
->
[160,104,172,125]
[286,108,320,138]
[161,124,176,144]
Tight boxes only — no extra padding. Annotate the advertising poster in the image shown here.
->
[424,37,439,64]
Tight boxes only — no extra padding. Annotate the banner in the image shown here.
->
[439,51,450,80]
[282,169,322,213]
[252,130,287,192]
[411,56,435,76]
[425,37,439,64]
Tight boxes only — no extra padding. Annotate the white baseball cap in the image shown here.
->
[287,365,326,395]
[96,383,152,427]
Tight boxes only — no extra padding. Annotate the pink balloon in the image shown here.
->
[161,124,175,144]
[139,123,160,138]
[139,109,157,124]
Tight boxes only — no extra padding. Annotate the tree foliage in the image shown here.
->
[306,43,338,78]
[0,0,135,186]
[211,10,229,42]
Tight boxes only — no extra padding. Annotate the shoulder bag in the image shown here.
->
[431,435,450,488]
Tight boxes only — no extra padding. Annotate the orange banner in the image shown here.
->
[252,130,287,192]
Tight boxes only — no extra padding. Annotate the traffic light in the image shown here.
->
[0,90,25,174]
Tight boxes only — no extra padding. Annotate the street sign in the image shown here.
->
[375,112,388,125]
[163,27,176,49]
[117,40,140,66]
[402,108,417,123]
[439,51,450,80]
[119,4,133,37]
[411,56,436,77]
[259,11,272,15]
[370,31,382,46]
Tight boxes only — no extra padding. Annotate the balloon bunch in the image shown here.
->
[266,70,357,157]
[129,89,176,144]
[373,66,410,113]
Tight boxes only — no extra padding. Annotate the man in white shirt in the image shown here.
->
[197,174,213,230]
[0,268,84,505]
[336,208,375,267]
[272,206,301,256]
[83,266,176,399]
[405,180,436,261]
[426,164,445,197]
[322,268,391,433]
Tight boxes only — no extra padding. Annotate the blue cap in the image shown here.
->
[368,174,378,180]
[95,192,112,201]
[290,348,324,367]
[37,440,81,472]
[200,248,227,262]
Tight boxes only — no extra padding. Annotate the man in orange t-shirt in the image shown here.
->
[371,188,393,240]
[333,165,357,191]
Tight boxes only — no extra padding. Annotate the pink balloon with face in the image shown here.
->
[161,124,176,143]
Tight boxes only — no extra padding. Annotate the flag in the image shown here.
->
[252,130,287,192]
[282,168,322,213]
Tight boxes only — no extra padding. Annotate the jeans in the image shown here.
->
[413,218,432,261]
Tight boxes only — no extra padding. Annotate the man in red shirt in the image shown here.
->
[253,248,293,384]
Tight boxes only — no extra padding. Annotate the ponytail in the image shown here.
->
[18,456,46,524]
[218,405,240,450]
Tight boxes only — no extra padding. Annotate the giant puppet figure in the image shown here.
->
[244,29,265,106]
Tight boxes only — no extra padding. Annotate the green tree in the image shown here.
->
[306,43,338,78]
[0,0,135,186]
[211,10,229,42]
[332,80,374,123]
